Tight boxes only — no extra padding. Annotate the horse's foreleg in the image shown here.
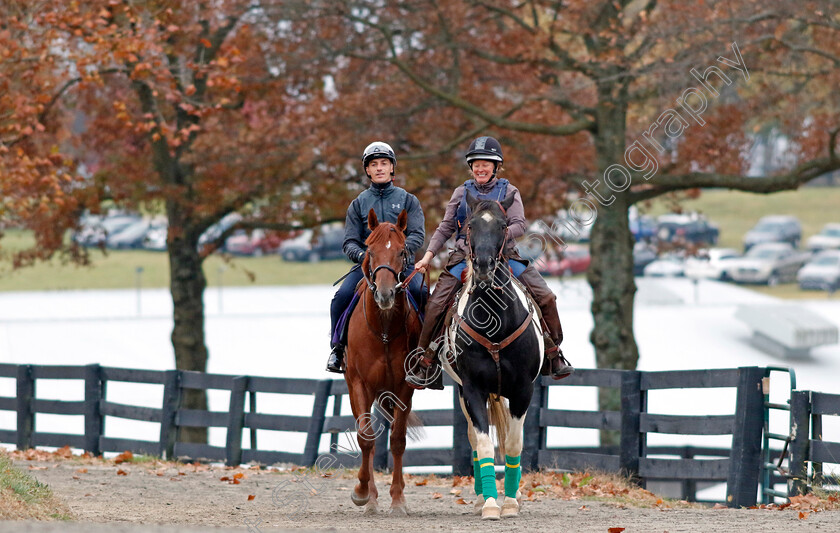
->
[458,392,484,515]
[347,385,377,513]
[461,384,499,520]
[500,413,525,518]
[388,398,409,516]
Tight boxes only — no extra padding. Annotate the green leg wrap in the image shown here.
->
[504,455,521,498]
[472,451,482,496]
[478,457,498,499]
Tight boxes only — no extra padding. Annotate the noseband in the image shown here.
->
[363,247,415,293]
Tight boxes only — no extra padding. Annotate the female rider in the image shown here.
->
[407,136,573,389]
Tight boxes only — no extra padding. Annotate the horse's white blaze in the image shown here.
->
[481,212,494,223]
[386,240,391,249]
[475,431,494,462]
[507,415,525,458]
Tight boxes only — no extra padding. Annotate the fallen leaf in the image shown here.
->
[114,451,133,464]
[450,489,462,496]
[248,495,255,501]
[790,494,820,510]
[72,475,80,480]
[656,498,663,505]
[169,477,181,481]
[233,472,245,480]
[608,528,625,533]
[76,468,88,474]
[220,476,231,482]
[178,472,186,476]
[799,511,809,520]
[455,498,467,505]
[432,492,442,499]
[117,469,128,476]
[415,479,428,486]
[578,505,587,510]
[28,466,47,470]
[713,503,727,509]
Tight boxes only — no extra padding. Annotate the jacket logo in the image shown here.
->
[392,203,401,209]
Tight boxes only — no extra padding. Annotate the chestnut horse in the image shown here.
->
[344,209,423,516]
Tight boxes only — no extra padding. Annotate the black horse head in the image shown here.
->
[466,191,516,283]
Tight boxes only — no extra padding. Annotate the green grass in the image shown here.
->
[644,187,840,250]
[0,453,72,520]
[0,230,352,291]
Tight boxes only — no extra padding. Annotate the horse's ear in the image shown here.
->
[397,209,408,232]
[466,190,479,212]
[500,191,516,212]
[368,208,378,230]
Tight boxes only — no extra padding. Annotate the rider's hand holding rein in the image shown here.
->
[415,250,433,273]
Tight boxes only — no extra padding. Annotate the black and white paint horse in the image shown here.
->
[441,192,543,520]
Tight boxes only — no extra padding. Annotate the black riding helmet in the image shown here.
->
[465,136,503,179]
[362,141,397,177]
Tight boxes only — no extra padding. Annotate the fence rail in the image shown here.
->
[789,390,840,496]
[0,364,813,507]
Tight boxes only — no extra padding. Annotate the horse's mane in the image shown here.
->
[365,222,406,247]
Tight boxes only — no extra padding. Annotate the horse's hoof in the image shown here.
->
[473,494,485,516]
[388,505,408,517]
[481,497,500,520]
[364,502,379,516]
[351,491,369,506]
[501,498,519,518]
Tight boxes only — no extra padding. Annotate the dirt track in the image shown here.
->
[6,459,838,532]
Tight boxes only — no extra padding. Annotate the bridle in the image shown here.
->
[466,200,510,291]
[361,246,415,294]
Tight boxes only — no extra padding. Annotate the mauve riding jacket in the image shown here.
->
[342,181,425,263]
[426,176,527,260]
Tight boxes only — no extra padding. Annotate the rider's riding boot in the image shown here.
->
[517,266,574,380]
[326,343,345,374]
[406,270,462,390]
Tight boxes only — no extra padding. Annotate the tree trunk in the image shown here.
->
[167,204,209,445]
[588,82,639,445]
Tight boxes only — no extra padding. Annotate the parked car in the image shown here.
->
[797,250,840,291]
[630,215,657,242]
[279,223,346,262]
[743,215,802,251]
[806,223,840,252]
[142,223,168,251]
[534,245,590,277]
[643,254,685,277]
[106,219,155,249]
[633,242,658,276]
[727,242,810,285]
[655,213,719,246]
[73,214,141,247]
[683,248,741,281]
[198,213,243,253]
[224,229,283,256]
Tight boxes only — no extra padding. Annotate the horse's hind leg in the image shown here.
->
[501,388,531,518]
[347,384,378,514]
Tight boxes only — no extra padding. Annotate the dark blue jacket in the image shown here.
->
[343,182,425,263]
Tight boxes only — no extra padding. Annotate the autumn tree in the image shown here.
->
[317,0,840,423]
[1,0,360,443]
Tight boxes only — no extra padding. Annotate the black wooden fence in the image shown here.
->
[0,363,796,507]
[789,390,840,496]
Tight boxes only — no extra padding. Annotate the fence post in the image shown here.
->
[159,370,181,460]
[522,377,546,472]
[83,364,103,456]
[452,386,472,476]
[619,370,642,483]
[788,390,811,496]
[16,365,34,451]
[225,376,249,467]
[726,366,765,508]
[302,380,332,467]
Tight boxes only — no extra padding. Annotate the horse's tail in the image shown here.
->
[406,411,426,442]
[487,394,510,459]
